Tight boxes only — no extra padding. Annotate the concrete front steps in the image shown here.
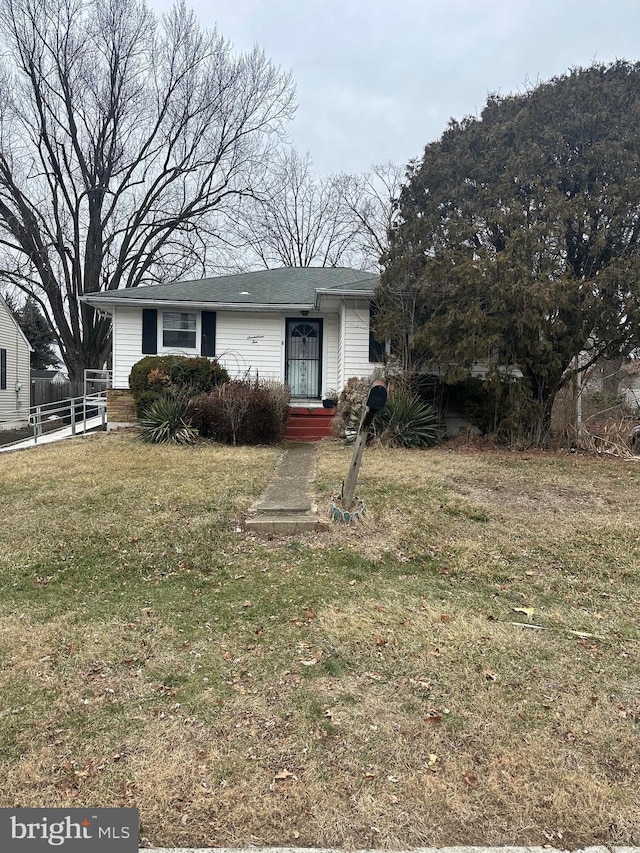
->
[282,406,336,441]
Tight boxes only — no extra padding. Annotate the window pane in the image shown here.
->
[163,330,197,347]
[163,312,196,331]
[162,312,196,348]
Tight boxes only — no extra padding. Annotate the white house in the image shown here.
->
[82,267,384,404]
[31,369,68,385]
[0,294,32,428]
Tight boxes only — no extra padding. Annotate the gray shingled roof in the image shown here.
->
[31,369,66,380]
[83,267,378,308]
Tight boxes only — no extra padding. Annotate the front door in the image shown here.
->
[285,318,322,399]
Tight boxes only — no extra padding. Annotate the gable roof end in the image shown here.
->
[0,293,34,351]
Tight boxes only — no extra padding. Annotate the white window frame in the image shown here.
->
[160,311,198,351]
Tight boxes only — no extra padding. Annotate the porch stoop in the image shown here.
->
[283,406,336,442]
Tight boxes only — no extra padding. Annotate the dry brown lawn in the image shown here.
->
[0,434,638,848]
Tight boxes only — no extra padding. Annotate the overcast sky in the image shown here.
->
[149,0,640,176]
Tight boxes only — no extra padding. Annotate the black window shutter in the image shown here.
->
[201,311,216,357]
[369,303,384,363]
[0,348,6,390]
[142,309,158,354]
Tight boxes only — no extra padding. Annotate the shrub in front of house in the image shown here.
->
[138,395,199,445]
[191,380,290,446]
[331,376,371,438]
[129,355,229,417]
[368,392,443,448]
[334,375,443,448]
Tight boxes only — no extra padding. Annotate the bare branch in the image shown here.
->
[0,0,295,379]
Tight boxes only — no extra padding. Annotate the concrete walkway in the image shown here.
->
[244,441,324,534]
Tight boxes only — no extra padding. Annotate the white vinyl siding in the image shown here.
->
[215,312,283,382]
[110,302,376,397]
[112,305,146,388]
[323,314,339,396]
[114,307,204,386]
[111,307,284,388]
[0,299,31,424]
[338,299,376,389]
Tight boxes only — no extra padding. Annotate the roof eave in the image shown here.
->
[314,288,374,309]
[81,295,316,313]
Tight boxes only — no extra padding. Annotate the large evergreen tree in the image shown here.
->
[14,297,61,370]
[380,61,640,442]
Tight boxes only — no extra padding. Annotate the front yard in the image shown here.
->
[0,434,638,848]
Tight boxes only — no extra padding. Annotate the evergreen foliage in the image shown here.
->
[129,355,229,417]
[370,393,442,448]
[380,61,640,444]
[138,395,199,445]
[9,296,60,369]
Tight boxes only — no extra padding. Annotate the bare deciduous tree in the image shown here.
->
[232,148,360,269]
[232,152,403,272]
[0,0,295,380]
[336,161,404,268]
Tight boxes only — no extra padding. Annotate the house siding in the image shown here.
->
[338,299,378,389]
[112,307,286,389]
[112,305,147,389]
[216,312,283,382]
[323,314,339,397]
[0,299,30,425]
[109,301,377,401]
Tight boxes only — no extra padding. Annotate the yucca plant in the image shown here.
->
[138,395,199,445]
[369,393,443,448]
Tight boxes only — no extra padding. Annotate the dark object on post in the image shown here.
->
[342,380,387,513]
[361,379,388,430]
[366,380,388,410]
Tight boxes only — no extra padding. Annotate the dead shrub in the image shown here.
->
[191,380,290,445]
[331,377,371,438]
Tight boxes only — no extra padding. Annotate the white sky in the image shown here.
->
[151,0,640,176]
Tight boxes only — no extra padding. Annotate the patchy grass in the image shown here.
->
[0,434,639,848]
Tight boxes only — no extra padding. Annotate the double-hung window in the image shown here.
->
[162,312,196,349]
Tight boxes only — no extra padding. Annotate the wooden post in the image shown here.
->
[343,410,369,512]
[342,380,387,512]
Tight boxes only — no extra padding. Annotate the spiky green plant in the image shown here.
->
[370,393,443,448]
[138,395,199,445]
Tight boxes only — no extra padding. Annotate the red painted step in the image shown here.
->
[283,406,336,441]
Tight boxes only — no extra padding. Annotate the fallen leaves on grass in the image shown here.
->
[273,769,297,781]
[425,709,443,724]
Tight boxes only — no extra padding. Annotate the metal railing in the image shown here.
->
[29,369,112,444]
[29,393,106,442]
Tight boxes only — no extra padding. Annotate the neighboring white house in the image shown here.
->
[82,267,385,401]
[31,369,68,385]
[0,293,32,428]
